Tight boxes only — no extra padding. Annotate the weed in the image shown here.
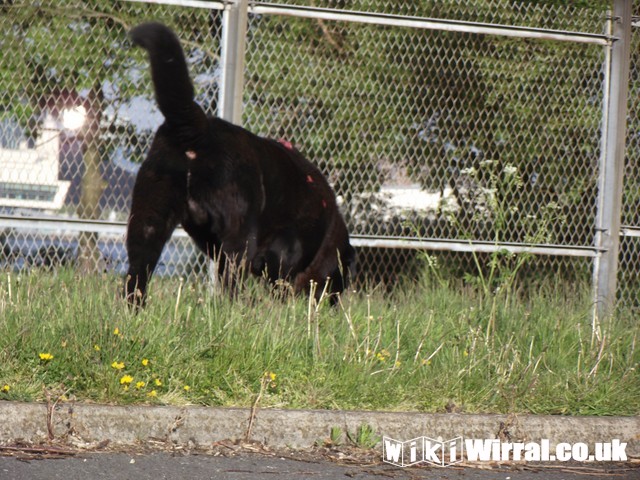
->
[330,426,343,446]
[346,424,381,449]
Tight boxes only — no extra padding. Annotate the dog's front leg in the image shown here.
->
[124,161,185,308]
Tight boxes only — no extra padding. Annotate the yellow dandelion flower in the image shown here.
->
[1,385,10,393]
[111,361,125,370]
[147,390,158,397]
[135,381,145,389]
[39,353,54,361]
[154,378,162,387]
[263,371,277,389]
[120,375,134,385]
[141,359,149,367]
[113,327,120,336]
[375,349,392,362]
[183,385,191,392]
[94,344,101,352]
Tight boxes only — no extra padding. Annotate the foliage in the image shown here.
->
[346,424,381,449]
[0,269,638,416]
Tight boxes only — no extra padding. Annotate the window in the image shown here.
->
[0,182,58,202]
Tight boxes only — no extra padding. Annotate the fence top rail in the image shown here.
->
[251,2,613,45]
[123,0,225,10]
[121,0,613,45]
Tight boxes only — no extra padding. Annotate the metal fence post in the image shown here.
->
[218,0,248,125]
[593,0,632,317]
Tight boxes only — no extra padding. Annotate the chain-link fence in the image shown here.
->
[0,1,223,276]
[0,1,636,313]
[619,7,640,311]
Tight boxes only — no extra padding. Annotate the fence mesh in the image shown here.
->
[244,12,605,247]
[0,0,632,305]
[0,1,222,274]
[618,11,640,309]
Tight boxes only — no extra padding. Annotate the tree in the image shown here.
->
[242,0,609,248]
[0,1,219,272]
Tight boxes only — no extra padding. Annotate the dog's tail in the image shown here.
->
[130,22,207,142]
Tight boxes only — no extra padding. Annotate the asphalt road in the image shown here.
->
[1,452,639,480]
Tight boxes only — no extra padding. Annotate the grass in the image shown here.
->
[0,267,638,416]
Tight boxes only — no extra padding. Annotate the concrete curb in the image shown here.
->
[0,401,638,456]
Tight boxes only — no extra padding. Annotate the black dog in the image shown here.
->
[124,22,354,306]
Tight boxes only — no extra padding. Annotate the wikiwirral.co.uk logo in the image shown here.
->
[382,436,628,467]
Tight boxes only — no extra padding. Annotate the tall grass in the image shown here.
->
[0,268,638,415]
